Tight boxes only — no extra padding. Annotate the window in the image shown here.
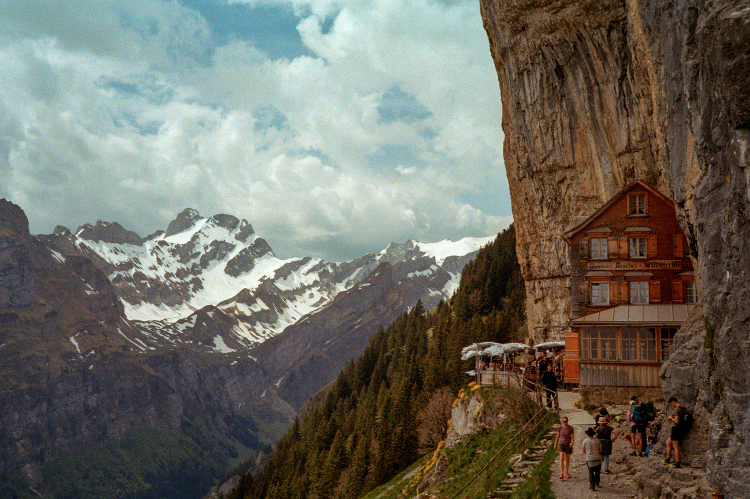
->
[622,327,657,361]
[590,238,608,259]
[591,282,610,305]
[629,237,647,258]
[629,193,646,215]
[660,328,678,361]
[581,327,617,360]
[629,281,649,304]
[684,281,696,304]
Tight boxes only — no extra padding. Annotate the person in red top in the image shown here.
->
[554,416,574,478]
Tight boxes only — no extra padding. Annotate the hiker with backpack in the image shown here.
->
[662,396,691,468]
[627,396,647,456]
[595,415,618,473]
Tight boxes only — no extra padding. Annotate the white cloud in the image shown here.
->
[0,0,510,261]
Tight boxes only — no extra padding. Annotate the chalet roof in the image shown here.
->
[571,304,695,326]
[566,180,673,239]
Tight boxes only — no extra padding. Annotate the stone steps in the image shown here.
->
[486,429,557,498]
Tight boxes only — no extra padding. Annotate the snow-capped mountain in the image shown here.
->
[42,208,495,353]
[3,198,502,486]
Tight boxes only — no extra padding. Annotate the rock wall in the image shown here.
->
[480,0,750,496]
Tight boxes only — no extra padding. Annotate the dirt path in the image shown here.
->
[550,393,644,499]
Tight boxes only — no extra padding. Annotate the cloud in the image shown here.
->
[0,0,510,261]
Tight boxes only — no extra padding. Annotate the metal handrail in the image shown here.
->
[448,375,554,499]
[484,407,549,489]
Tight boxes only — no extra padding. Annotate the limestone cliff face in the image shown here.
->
[480,0,750,496]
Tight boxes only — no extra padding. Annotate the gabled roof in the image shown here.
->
[566,179,674,239]
[571,304,695,326]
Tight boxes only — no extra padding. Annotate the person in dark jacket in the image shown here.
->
[595,415,618,473]
[540,363,558,409]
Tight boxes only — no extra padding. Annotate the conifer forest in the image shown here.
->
[224,225,525,499]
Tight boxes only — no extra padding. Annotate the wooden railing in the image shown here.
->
[477,368,560,411]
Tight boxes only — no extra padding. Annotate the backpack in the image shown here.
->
[632,404,647,424]
[679,406,694,431]
[641,400,657,421]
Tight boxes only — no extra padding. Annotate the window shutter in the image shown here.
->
[672,279,684,303]
[579,282,589,304]
[649,280,661,303]
[647,234,658,258]
[609,281,617,303]
[579,238,590,259]
[618,282,629,302]
[607,237,618,258]
[618,237,628,258]
[673,234,684,258]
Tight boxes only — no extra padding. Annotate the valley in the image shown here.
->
[0,198,497,498]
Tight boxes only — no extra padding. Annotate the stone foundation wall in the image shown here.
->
[580,386,663,408]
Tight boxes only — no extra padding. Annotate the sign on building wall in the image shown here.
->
[587,260,683,271]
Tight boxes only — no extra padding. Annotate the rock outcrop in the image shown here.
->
[480,0,750,496]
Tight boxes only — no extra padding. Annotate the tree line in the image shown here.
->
[223,224,525,499]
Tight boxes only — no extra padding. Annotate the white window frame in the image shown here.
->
[629,237,647,258]
[629,281,649,304]
[684,281,696,304]
[591,282,610,305]
[629,193,646,215]
[590,237,608,259]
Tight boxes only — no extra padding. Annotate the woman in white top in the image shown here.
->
[582,427,603,491]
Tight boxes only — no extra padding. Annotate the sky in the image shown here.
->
[0,0,511,261]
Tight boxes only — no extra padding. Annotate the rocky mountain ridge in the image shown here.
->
[1,198,495,493]
[480,0,750,496]
[41,208,489,354]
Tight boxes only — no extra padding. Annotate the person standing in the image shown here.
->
[595,415,619,473]
[554,416,574,479]
[627,395,646,456]
[596,407,610,423]
[540,363,558,409]
[662,396,685,468]
[582,427,603,490]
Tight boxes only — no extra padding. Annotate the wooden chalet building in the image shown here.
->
[563,180,695,401]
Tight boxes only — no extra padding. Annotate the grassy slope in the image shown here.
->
[362,385,556,499]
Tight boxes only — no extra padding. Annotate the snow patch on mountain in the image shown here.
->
[43,208,497,352]
[415,236,495,265]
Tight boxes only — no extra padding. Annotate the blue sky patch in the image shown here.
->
[369,144,424,171]
[178,0,313,60]
[378,87,432,124]
[253,106,288,131]
[98,76,175,106]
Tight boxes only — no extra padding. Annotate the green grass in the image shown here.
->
[430,427,516,498]
[509,444,557,499]
[360,455,429,499]
[362,408,557,499]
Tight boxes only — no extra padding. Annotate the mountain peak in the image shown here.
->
[165,208,202,238]
[235,219,255,242]
[0,199,30,236]
[208,214,240,231]
[75,220,144,246]
[378,240,420,263]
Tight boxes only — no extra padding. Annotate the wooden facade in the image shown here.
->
[567,304,693,386]
[564,180,696,388]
